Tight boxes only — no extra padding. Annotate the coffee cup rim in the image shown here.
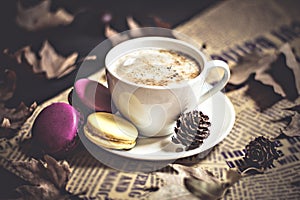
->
[105,36,207,90]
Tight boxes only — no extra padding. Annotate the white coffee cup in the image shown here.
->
[105,37,230,137]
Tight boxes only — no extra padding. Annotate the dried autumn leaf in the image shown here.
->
[184,170,241,200]
[282,112,300,137]
[105,16,143,46]
[245,74,283,110]
[77,55,97,63]
[279,43,300,96]
[148,165,202,200]
[126,16,141,30]
[11,155,74,200]
[21,46,40,73]
[150,164,241,200]
[263,45,300,101]
[151,16,172,29]
[225,169,242,184]
[1,117,10,128]
[230,44,300,100]
[105,25,130,47]
[255,65,285,98]
[229,50,278,86]
[0,102,36,130]
[105,25,130,46]
[272,104,300,137]
[43,155,71,189]
[126,16,143,38]
[0,69,16,101]
[184,177,224,199]
[0,68,36,138]
[6,41,78,79]
[104,24,119,38]
[39,41,78,79]
[4,46,39,70]
[0,117,15,138]
[16,0,74,31]
[284,104,300,113]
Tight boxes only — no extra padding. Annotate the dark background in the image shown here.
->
[0,0,220,198]
[0,0,220,106]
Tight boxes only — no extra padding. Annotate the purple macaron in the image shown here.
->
[73,78,112,113]
[31,102,80,156]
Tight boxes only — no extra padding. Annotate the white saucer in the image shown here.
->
[98,88,235,161]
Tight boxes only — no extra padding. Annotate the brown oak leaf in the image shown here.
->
[105,16,141,38]
[104,24,130,47]
[151,16,172,29]
[11,155,78,200]
[230,44,300,101]
[104,24,119,38]
[0,102,36,130]
[0,102,37,139]
[3,46,38,70]
[282,111,300,137]
[0,69,16,102]
[279,43,300,96]
[126,16,141,30]
[245,74,283,111]
[0,68,36,138]
[271,104,300,137]
[0,122,15,138]
[6,41,78,79]
[126,16,143,38]
[16,0,74,31]
[284,104,300,113]
[229,49,278,89]
[104,16,142,46]
[184,169,241,200]
[39,41,78,79]
[149,164,241,200]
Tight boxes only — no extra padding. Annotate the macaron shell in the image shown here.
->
[32,103,79,154]
[86,112,138,141]
[74,78,112,113]
[84,125,136,149]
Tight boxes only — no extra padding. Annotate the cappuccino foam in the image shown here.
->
[110,48,200,86]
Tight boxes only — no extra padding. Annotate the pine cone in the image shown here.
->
[243,136,279,169]
[172,110,211,150]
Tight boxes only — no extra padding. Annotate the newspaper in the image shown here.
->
[175,0,300,63]
[1,0,300,199]
[175,0,300,199]
[222,135,300,199]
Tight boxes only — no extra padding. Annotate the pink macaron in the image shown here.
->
[31,102,80,156]
[73,78,112,113]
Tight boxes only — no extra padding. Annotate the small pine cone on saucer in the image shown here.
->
[172,110,211,151]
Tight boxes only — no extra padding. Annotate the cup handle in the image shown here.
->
[199,60,230,104]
